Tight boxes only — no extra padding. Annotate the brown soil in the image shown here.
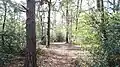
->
[7,42,83,67]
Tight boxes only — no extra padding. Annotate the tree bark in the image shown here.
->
[66,0,69,43]
[97,0,101,11]
[116,0,120,11]
[113,0,115,12]
[46,0,51,48]
[75,0,80,30]
[101,0,107,41]
[70,9,73,44]
[1,1,7,49]
[24,0,36,67]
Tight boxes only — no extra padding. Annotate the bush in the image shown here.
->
[0,21,25,65]
[74,12,120,67]
[55,32,65,42]
[91,13,120,67]
[40,36,46,45]
[0,30,25,65]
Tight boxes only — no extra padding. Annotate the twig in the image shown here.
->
[21,5,28,11]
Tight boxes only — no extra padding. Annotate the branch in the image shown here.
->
[52,1,57,6]
[21,5,28,11]
[116,0,120,10]
[19,9,26,12]
[107,0,113,5]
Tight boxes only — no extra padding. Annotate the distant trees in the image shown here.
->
[0,0,120,66]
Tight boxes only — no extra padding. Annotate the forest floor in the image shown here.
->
[8,42,91,67]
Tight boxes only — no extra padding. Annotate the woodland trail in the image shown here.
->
[8,42,91,67]
[37,42,90,67]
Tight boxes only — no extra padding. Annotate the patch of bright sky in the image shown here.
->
[12,0,25,3]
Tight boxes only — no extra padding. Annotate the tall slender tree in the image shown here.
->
[97,0,101,11]
[47,0,51,47]
[75,0,80,31]
[24,0,36,67]
[97,0,107,43]
[113,0,115,12]
[101,0,107,41]
[66,0,69,43]
[1,0,7,49]
[116,0,120,11]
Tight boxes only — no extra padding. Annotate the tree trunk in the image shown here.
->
[46,0,51,48]
[116,0,120,11]
[24,0,36,67]
[66,0,69,43]
[101,0,107,41]
[75,0,80,30]
[2,1,7,49]
[97,0,107,44]
[97,0,101,11]
[70,9,73,44]
[40,15,44,39]
[113,0,115,12]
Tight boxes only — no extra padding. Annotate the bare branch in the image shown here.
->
[21,5,28,11]
[19,9,26,12]
[107,0,113,5]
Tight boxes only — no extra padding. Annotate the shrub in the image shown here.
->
[55,32,65,42]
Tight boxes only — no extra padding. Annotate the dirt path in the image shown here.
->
[8,42,91,67]
[37,42,81,67]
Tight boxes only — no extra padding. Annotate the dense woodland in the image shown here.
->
[0,0,120,67]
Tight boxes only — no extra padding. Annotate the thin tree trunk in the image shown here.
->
[97,0,101,11]
[40,17,43,37]
[97,0,107,43]
[116,0,120,11]
[75,0,80,30]
[70,9,73,44]
[75,0,82,43]
[54,11,56,27]
[101,0,107,41]
[66,0,69,43]
[2,1,7,48]
[46,0,51,48]
[113,0,115,12]
[24,0,36,67]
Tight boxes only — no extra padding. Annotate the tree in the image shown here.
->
[24,0,36,67]
[46,0,51,47]
[65,0,69,43]
[100,0,106,38]
[97,0,100,11]
[75,0,80,30]
[113,0,115,12]
[1,0,7,50]
[116,0,120,11]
